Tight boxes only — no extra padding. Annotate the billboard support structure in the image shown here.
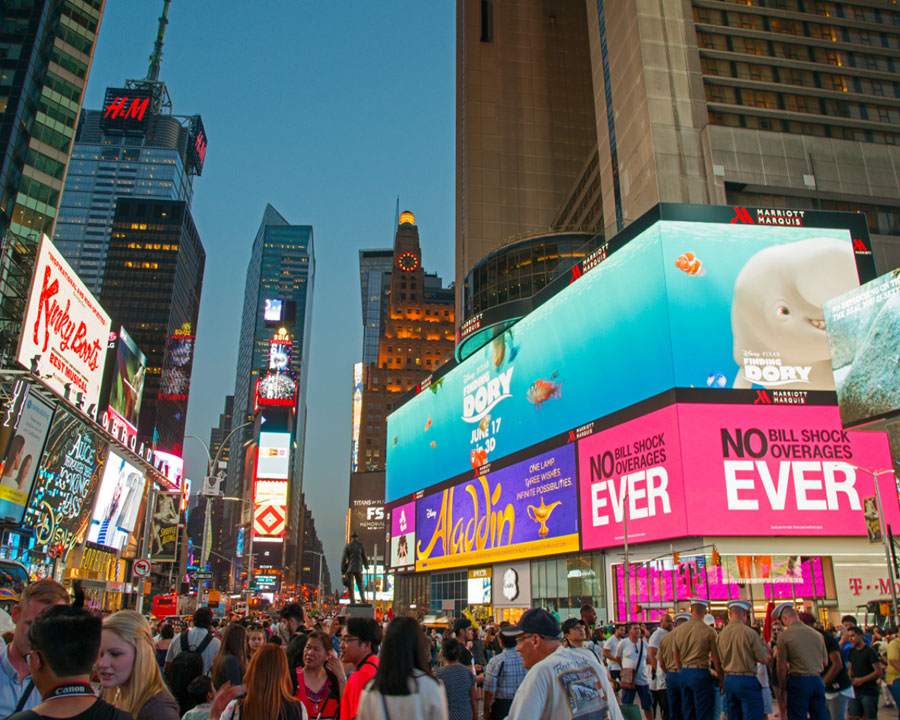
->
[135,482,157,612]
[858,466,900,628]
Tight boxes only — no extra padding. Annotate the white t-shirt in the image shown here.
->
[164,627,221,674]
[648,628,668,691]
[507,645,624,720]
[619,637,649,687]
[604,635,622,670]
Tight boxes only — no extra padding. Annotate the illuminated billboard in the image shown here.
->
[18,235,111,409]
[253,479,287,540]
[824,269,900,430]
[100,87,152,132]
[351,363,363,472]
[269,337,291,370]
[388,501,415,571]
[256,432,290,479]
[348,472,386,553]
[387,216,865,502]
[0,386,54,524]
[150,491,180,561]
[24,413,109,560]
[87,451,147,551]
[107,326,146,435]
[577,402,899,549]
[264,298,283,323]
[415,445,579,572]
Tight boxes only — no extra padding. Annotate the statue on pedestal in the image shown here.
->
[341,530,368,604]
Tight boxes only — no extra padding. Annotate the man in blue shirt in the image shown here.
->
[483,624,527,720]
[0,579,69,717]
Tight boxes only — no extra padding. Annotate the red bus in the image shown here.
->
[151,594,178,620]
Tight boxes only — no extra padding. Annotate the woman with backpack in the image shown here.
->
[98,610,180,720]
[211,624,248,693]
[217,644,306,720]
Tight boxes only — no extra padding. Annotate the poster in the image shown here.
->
[87,451,146,551]
[150,490,180,562]
[0,388,54,524]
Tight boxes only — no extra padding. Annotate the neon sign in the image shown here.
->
[103,95,149,122]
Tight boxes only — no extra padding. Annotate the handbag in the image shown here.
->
[619,639,644,691]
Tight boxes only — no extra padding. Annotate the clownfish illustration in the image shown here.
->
[675,251,705,276]
[471,446,488,468]
[424,415,432,431]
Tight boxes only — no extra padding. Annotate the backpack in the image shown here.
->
[167,630,213,713]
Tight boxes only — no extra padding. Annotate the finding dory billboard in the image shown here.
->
[386,210,870,503]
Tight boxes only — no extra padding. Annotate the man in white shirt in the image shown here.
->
[505,608,623,720]
[649,615,674,720]
[604,623,628,694]
[164,607,221,676]
[619,622,653,720]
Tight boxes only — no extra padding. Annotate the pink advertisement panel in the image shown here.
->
[677,403,898,536]
[578,406,687,549]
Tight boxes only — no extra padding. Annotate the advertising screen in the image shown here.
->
[264,299,283,323]
[24,413,109,559]
[348,472,386,554]
[256,432,290,479]
[351,363,363,472]
[18,235,111,408]
[269,338,291,370]
[0,389,54,524]
[387,219,860,502]
[415,445,579,572]
[824,269,900,429]
[577,402,899,550]
[389,501,415,571]
[150,490,180,561]
[254,479,287,540]
[87,451,146,551]
[107,327,146,433]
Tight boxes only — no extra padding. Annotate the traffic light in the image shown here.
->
[55,544,64,558]
[711,549,720,566]
[672,552,680,564]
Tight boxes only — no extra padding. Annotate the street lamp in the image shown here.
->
[851,465,900,628]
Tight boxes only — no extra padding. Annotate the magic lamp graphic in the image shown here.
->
[526,496,562,538]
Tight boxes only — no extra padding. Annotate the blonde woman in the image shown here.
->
[98,609,180,720]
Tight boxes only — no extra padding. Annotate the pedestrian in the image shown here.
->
[619,622,653,720]
[338,616,380,720]
[649,614,674,720]
[452,618,476,668]
[98,610,180,720]
[295,630,343,719]
[211,624,247,692]
[886,630,900,717]
[795,611,850,720]
[503,608,621,720]
[357,616,448,719]
[847,625,882,720]
[435,638,477,720]
[483,628,526,720]
[604,623,628,686]
[165,607,221,677]
[217,644,306,720]
[672,599,724,720]
[245,625,265,661]
[0,579,69,716]
[154,623,174,670]
[717,600,769,720]
[4,604,132,720]
[659,613,691,720]
[773,602,828,720]
[182,676,214,720]
[276,603,308,646]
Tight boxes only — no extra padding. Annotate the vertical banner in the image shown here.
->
[150,491,180,562]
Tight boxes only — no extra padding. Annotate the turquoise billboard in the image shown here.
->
[386,218,861,502]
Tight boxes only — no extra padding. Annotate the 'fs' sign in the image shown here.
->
[367,507,384,521]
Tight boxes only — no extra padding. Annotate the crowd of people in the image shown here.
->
[0,581,898,720]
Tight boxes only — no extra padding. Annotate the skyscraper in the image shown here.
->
[225,204,315,579]
[99,196,205,455]
[456,0,900,327]
[359,249,394,366]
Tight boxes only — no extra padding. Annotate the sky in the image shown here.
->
[81,2,456,580]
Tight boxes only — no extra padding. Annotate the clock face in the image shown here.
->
[397,251,419,272]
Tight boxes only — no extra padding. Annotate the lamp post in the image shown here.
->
[852,465,900,628]
[185,421,252,586]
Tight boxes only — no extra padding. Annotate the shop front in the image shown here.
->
[66,542,125,612]
[492,561,529,624]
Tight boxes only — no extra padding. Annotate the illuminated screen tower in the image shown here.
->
[225,204,315,587]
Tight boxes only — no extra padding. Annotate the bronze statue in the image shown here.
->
[341,530,369,604]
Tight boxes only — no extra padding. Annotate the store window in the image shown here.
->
[532,553,604,618]
[431,570,468,618]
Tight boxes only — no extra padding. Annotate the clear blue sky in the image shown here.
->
[82,1,456,581]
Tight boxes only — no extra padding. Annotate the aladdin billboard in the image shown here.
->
[387,215,868,503]
[18,235,111,408]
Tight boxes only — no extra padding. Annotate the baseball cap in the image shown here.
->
[561,618,585,635]
[501,608,562,639]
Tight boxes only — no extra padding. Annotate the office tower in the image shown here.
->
[0,0,105,360]
[456,0,900,327]
[225,204,315,575]
[301,502,332,601]
[99,197,205,455]
[206,395,233,585]
[359,249,394,366]
[353,211,454,473]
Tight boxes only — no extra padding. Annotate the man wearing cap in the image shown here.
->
[773,602,828,720]
[649,615,674,720]
[717,600,769,720]
[673,599,724,720]
[660,613,691,720]
[505,608,623,720]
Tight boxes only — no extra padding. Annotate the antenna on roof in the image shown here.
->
[393,196,400,240]
[147,0,171,82]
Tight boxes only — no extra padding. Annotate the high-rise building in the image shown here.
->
[456,0,900,328]
[301,501,332,601]
[99,196,205,455]
[202,394,233,585]
[353,211,455,472]
[225,204,315,580]
[0,0,106,361]
[358,249,394,366]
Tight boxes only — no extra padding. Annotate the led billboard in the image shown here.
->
[87,451,146,551]
[256,432,290,479]
[824,269,900,429]
[348,471,386,554]
[150,490,180,561]
[388,501,415,571]
[253,479,287,540]
[107,327,146,434]
[387,218,862,502]
[351,363,363,472]
[577,402,898,550]
[18,235,111,408]
[264,298,283,323]
[24,413,109,559]
[415,445,579,572]
[0,387,54,524]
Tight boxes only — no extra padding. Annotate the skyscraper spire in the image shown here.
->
[147,0,171,81]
